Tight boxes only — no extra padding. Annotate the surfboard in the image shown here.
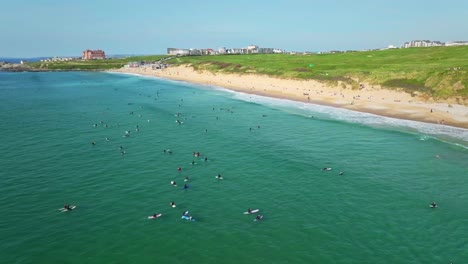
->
[429,205,438,208]
[148,214,162,219]
[215,176,224,180]
[243,209,259,214]
[171,204,176,208]
[181,215,195,221]
[60,206,76,212]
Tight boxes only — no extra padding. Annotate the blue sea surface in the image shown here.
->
[0,71,467,264]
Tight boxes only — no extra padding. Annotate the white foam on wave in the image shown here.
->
[217,87,468,148]
[113,73,468,148]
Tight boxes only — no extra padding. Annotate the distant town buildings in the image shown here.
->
[401,40,468,48]
[82,49,106,60]
[123,57,172,69]
[167,45,285,56]
[403,40,444,48]
[445,41,468,46]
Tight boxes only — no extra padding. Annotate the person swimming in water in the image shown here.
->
[183,184,189,189]
[255,215,263,221]
[177,167,181,172]
[430,202,437,208]
[171,181,177,186]
[170,201,176,207]
[184,176,190,181]
[216,174,223,179]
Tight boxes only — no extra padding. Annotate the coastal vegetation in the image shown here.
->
[26,46,467,99]
[27,55,168,70]
[167,46,468,99]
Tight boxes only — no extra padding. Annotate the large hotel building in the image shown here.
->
[82,49,106,60]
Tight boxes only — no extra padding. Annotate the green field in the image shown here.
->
[168,46,468,99]
[27,55,168,70]
[28,47,468,99]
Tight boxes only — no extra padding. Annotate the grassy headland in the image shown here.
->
[27,55,168,70]
[28,47,467,100]
[167,46,468,100]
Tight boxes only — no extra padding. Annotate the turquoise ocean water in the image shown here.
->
[0,71,467,264]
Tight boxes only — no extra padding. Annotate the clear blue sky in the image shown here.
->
[1,0,467,57]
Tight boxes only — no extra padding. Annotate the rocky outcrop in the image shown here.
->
[0,62,38,72]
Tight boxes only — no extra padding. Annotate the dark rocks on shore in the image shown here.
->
[0,62,37,72]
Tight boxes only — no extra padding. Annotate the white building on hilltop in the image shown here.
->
[403,40,444,48]
[445,41,468,46]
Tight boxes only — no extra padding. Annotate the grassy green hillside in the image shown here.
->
[167,46,468,99]
[27,55,169,70]
[27,47,467,99]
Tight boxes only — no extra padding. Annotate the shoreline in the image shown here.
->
[112,66,468,129]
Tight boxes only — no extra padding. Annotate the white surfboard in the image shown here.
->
[243,209,259,214]
[60,206,76,212]
[148,213,162,219]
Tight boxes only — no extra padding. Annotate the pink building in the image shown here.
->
[82,49,106,60]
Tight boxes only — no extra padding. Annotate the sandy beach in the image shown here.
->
[112,66,468,129]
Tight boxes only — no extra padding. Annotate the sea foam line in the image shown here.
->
[196,83,467,147]
[109,72,468,148]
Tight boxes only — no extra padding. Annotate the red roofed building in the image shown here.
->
[82,49,106,60]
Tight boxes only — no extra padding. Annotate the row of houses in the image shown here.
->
[40,57,76,62]
[124,57,172,69]
[167,45,285,56]
[403,40,468,48]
